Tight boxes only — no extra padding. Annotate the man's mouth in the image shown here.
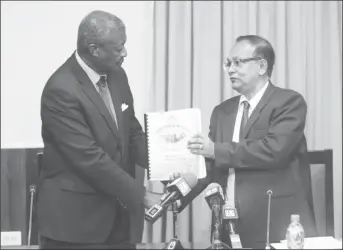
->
[118,58,124,65]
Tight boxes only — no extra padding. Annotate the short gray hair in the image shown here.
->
[77,10,125,54]
[236,35,275,77]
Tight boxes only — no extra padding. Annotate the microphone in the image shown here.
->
[145,173,198,224]
[204,183,225,210]
[204,183,225,226]
[222,203,243,248]
[265,190,273,249]
[204,184,225,246]
[28,184,36,246]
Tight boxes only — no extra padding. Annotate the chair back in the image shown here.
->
[308,149,334,237]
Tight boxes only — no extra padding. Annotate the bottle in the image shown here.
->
[286,214,305,249]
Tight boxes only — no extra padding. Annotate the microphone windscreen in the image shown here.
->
[29,184,36,192]
[181,173,198,188]
[206,183,224,199]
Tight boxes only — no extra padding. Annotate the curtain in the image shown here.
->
[140,0,342,243]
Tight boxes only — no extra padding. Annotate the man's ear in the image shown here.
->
[259,59,268,76]
[88,44,99,57]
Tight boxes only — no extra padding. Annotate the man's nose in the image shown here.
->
[228,65,236,75]
[121,47,127,57]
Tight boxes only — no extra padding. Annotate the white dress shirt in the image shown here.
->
[225,81,270,207]
[75,51,118,127]
[75,50,104,91]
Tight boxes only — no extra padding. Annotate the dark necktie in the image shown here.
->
[96,76,118,128]
[239,101,250,141]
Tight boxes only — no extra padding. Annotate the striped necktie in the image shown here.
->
[96,76,118,128]
[239,100,250,141]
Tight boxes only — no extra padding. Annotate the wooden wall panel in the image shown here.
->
[1,148,42,245]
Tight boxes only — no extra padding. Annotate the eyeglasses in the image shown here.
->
[223,57,262,69]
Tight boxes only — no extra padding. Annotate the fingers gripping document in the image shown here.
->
[144,108,207,181]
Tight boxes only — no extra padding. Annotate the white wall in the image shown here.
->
[1,1,153,148]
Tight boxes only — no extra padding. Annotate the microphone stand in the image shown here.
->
[28,187,36,246]
[207,205,231,250]
[164,202,183,249]
[265,190,273,250]
[172,201,178,239]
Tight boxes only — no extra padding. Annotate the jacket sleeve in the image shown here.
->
[214,91,307,169]
[41,84,146,212]
[126,85,148,169]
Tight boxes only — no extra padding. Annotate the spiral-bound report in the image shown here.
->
[144,108,207,181]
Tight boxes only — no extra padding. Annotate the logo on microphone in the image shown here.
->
[206,186,219,197]
[146,204,163,220]
[167,240,176,249]
[148,207,159,216]
[176,179,191,196]
[222,207,238,220]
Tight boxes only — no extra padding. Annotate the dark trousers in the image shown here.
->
[39,207,130,249]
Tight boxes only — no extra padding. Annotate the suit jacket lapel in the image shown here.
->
[212,96,239,191]
[223,96,240,142]
[70,53,121,141]
[242,82,276,139]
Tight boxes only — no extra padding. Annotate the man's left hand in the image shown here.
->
[187,133,215,159]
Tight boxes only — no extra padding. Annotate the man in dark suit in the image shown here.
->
[37,10,161,248]
[182,35,318,248]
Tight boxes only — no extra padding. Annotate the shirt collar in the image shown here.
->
[75,50,106,86]
[239,81,269,110]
